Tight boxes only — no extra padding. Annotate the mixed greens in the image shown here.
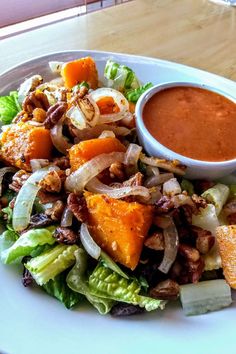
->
[0,57,235,317]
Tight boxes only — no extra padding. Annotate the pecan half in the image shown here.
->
[22,91,49,113]
[178,244,200,262]
[44,102,68,129]
[52,156,70,170]
[53,227,78,245]
[144,231,164,251]
[67,193,88,223]
[9,170,30,192]
[150,279,180,300]
[191,226,215,254]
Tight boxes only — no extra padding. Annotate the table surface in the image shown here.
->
[0,0,236,80]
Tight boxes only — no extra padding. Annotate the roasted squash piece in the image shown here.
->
[61,57,98,89]
[0,122,53,171]
[84,192,154,270]
[69,137,126,171]
[216,225,236,289]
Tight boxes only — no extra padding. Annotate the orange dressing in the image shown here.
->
[143,86,236,162]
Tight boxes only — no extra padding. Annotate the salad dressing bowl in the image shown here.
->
[135,81,236,180]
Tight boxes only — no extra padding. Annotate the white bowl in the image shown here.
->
[135,81,236,180]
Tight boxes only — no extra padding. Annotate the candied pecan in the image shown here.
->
[150,279,180,300]
[22,91,49,113]
[39,170,65,193]
[188,257,205,283]
[32,107,47,123]
[109,162,125,181]
[155,195,174,213]
[178,244,200,262]
[144,231,164,251]
[53,227,78,245]
[29,213,54,228]
[180,205,193,224]
[191,194,207,210]
[37,190,64,204]
[45,200,64,221]
[9,170,30,192]
[111,303,145,316]
[44,102,68,129]
[52,156,70,170]
[67,193,88,223]
[191,225,215,254]
[123,172,143,187]
[228,213,236,224]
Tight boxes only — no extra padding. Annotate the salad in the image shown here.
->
[0,56,235,316]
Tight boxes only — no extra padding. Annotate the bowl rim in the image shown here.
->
[135,81,236,168]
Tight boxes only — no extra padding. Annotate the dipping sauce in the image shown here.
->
[143,86,236,162]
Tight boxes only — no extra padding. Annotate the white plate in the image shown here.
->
[0,50,236,354]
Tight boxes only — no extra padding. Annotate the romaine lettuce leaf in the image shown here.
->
[0,91,21,124]
[89,265,166,312]
[202,183,229,215]
[125,82,153,103]
[104,59,140,91]
[0,230,18,257]
[192,204,219,235]
[26,244,78,286]
[43,272,82,309]
[67,249,114,315]
[1,226,56,264]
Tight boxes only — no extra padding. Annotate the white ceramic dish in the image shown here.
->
[0,50,236,354]
[136,81,236,180]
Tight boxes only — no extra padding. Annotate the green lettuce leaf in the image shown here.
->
[0,91,21,124]
[0,230,18,257]
[1,226,56,264]
[104,59,140,91]
[202,183,229,215]
[89,265,166,312]
[26,244,78,286]
[43,272,82,309]
[67,249,114,314]
[125,82,153,102]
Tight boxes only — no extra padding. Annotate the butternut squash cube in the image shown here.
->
[0,122,53,171]
[84,192,154,270]
[69,137,126,171]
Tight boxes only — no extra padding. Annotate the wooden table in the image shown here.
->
[1,0,236,80]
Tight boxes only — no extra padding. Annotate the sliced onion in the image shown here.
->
[66,97,100,129]
[65,152,125,193]
[0,167,17,196]
[140,154,186,176]
[86,177,150,201]
[80,223,101,259]
[148,187,162,205]
[49,61,64,73]
[18,75,43,104]
[98,130,116,138]
[124,143,142,166]
[89,88,129,124]
[61,207,73,227]
[30,159,49,172]
[74,124,130,142]
[158,217,179,274]
[146,166,160,177]
[163,178,182,197]
[144,173,174,188]
[13,166,59,232]
[50,123,72,154]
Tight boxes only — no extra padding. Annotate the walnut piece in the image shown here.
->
[22,91,49,113]
[39,170,65,193]
[9,170,30,192]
